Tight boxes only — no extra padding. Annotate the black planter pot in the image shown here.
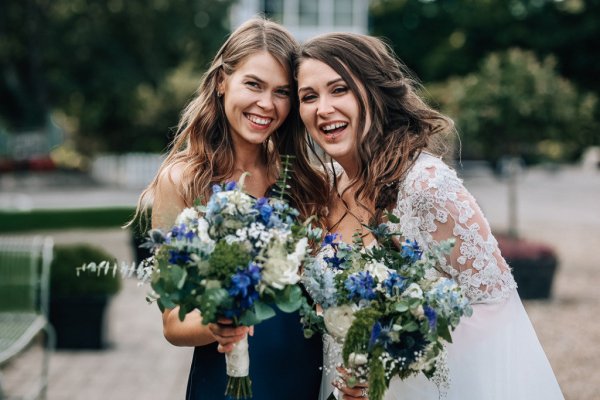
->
[49,295,111,349]
[508,256,558,300]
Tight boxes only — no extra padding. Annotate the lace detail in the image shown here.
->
[390,153,517,304]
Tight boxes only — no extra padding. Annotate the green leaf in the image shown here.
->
[275,285,303,313]
[254,301,276,321]
[403,321,419,332]
[394,301,409,312]
[239,309,261,326]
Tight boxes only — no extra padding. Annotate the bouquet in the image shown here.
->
[300,216,472,400]
[81,162,321,399]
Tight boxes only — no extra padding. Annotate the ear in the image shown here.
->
[216,70,226,96]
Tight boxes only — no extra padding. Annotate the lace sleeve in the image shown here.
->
[391,155,517,304]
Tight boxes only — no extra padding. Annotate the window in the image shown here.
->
[261,0,283,23]
[299,0,319,26]
[334,0,353,26]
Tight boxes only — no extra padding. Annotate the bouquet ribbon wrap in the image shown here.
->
[226,334,250,377]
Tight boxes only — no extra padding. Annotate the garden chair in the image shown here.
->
[0,236,55,400]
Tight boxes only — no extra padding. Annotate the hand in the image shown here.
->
[208,318,254,353]
[332,367,369,399]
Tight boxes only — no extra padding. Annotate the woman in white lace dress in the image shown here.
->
[293,32,564,400]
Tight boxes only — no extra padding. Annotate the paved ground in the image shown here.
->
[1,164,599,399]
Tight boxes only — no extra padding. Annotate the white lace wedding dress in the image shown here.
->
[320,153,564,400]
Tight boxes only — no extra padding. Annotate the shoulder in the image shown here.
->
[402,152,462,193]
[153,160,188,230]
[157,160,187,192]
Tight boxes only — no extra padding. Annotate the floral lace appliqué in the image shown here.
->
[391,154,517,304]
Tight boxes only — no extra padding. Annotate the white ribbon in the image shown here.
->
[225,334,250,377]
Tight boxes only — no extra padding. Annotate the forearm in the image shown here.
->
[162,307,216,347]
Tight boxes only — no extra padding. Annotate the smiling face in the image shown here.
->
[219,51,292,148]
[297,59,368,167]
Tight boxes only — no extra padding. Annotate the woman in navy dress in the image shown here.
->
[138,18,322,399]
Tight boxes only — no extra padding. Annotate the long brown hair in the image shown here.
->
[294,33,454,225]
[136,18,301,217]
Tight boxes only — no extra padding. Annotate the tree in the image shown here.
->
[0,0,234,153]
[429,48,598,163]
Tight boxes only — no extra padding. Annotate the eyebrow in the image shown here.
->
[244,74,290,89]
[298,77,345,94]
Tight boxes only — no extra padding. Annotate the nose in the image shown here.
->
[317,96,334,117]
[256,92,274,111]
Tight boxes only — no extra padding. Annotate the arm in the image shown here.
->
[152,163,250,350]
[394,157,517,303]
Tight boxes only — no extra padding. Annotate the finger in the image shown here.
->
[249,326,254,336]
[216,317,233,324]
[217,343,235,353]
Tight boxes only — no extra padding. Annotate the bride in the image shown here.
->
[292,32,564,400]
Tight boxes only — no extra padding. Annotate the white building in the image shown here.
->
[230,0,369,41]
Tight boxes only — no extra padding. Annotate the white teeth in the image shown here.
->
[246,114,272,125]
[321,122,347,132]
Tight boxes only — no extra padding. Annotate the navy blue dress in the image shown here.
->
[185,308,322,399]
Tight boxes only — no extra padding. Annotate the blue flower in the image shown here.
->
[168,249,191,265]
[368,320,394,351]
[383,271,407,295]
[225,181,237,191]
[226,263,262,316]
[322,233,340,247]
[424,305,437,331]
[345,271,377,301]
[401,239,423,263]
[254,197,273,225]
[212,184,222,194]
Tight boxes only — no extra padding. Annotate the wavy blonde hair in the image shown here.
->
[294,33,454,226]
[135,18,300,218]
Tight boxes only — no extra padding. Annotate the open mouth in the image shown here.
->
[320,121,348,140]
[245,113,273,128]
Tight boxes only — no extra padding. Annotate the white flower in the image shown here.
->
[287,237,308,267]
[404,283,424,299]
[411,305,425,318]
[323,305,356,341]
[348,352,368,367]
[196,218,211,242]
[175,207,199,225]
[364,260,392,282]
[261,242,300,290]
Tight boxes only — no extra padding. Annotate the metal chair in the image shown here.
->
[0,236,55,400]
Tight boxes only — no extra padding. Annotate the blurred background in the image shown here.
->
[1,0,598,399]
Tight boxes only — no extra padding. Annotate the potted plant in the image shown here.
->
[49,243,121,349]
[495,234,558,300]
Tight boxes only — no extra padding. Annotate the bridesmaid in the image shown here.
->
[137,18,322,399]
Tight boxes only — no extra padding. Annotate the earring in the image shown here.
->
[217,91,223,97]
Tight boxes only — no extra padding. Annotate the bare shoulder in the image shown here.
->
[153,161,188,230]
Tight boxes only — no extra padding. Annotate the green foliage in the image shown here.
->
[367,347,387,400]
[371,0,600,161]
[209,241,252,281]
[429,48,598,162]
[1,0,233,152]
[0,207,135,232]
[53,243,121,297]
[343,307,382,364]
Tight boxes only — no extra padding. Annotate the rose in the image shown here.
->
[323,304,356,341]
[404,282,424,299]
[364,260,392,282]
[261,242,301,290]
[175,207,199,225]
[287,237,308,267]
[348,352,368,367]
